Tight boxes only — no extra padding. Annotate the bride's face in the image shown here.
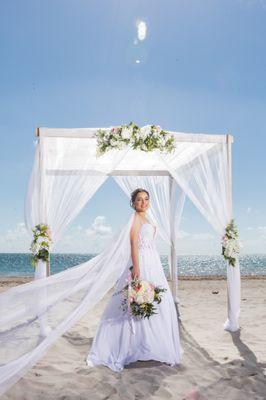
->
[134,191,150,212]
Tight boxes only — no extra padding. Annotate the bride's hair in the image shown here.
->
[130,188,150,209]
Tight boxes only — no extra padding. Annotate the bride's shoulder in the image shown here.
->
[130,212,142,240]
[131,212,142,228]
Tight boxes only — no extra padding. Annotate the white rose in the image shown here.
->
[165,133,172,142]
[104,131,110,140]
[141,143,148,151]
[224,239,235,257]
[134,130,141,140]
[121,127,132,140]
[158,136,165,146]
[140,125,151,139]
[37,236,45,244]
[233,241,240,253]
[117,141,126,150]
[110,138,117,147]
[31,242,41,255]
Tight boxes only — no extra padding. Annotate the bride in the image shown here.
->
[86,188,183,371]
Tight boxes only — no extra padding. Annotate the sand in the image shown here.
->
[1,276,265,400]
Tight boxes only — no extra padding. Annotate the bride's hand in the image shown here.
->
[131,267,140,280]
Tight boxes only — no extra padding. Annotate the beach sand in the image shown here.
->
[1,276,265,400]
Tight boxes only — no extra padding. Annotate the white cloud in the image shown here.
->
[54,215,113,253]
[0,216,114,254]
[258,226,266,239]
[0,222,30,252]
[1,219,265,255]
[192,233,215,240]
[157,229,218,255]
[85,216,112,237]
[177,230,190,239]
[239,226,266,253]
[176,230,215,241]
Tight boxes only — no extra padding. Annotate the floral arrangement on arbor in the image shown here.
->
[221,219,240,267]
[95,122,175,157]
[30,224,52,268]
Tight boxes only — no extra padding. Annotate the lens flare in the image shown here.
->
[136,20,147,41]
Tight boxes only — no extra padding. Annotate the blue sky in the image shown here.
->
[0,0,265,254]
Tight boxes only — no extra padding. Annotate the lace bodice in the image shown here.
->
[137,223,157,251]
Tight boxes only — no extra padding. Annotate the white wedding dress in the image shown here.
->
[86,220,183,371]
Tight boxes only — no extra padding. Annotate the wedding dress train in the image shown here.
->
[86,220,183,371]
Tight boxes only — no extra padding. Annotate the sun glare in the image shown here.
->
[136,20,147,41]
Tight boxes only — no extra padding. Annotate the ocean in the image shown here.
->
[0,253,265,278]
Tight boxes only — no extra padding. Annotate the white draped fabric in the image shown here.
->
[25,133,131,279]
[0,213,135,396]
[0,127,240,396]
[158,143,241,331]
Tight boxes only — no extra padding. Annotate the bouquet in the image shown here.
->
[30,223,52,268]
[117,266,167,319]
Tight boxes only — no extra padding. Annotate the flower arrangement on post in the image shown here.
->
[95,122,175,157]
[30,224,52,268]
[221,219,240,267]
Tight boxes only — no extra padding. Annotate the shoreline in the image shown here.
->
[0,274,265,287]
